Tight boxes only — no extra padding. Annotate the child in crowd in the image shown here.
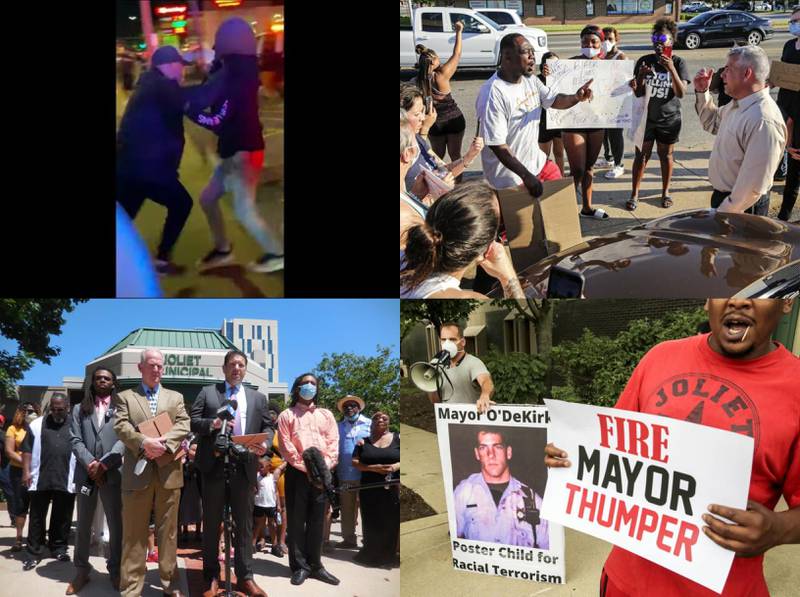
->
[253,458,278,552]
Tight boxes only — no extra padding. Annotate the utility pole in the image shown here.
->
[139,1,157,61]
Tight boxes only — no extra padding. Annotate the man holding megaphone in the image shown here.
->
[411,322,496,414]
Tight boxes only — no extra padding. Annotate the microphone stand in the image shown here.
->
[215,420,240,597]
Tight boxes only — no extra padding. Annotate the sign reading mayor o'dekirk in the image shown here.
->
[163,354,215,377]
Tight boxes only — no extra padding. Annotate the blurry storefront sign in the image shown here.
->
[156,5,187,15]
[213,0,243,7]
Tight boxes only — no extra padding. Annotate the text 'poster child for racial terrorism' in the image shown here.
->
[435,404,565,585]
[540,399,754,594]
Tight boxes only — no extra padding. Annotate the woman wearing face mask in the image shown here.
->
[597,27,628,180]
[776,8,800,221]
[276,374,341,586]
[5,404,40,551]
[627,18,689,211]
[400,181,523,299]
[561,25,610,220]
[538,51,565,176]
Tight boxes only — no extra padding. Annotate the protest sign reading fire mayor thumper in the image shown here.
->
[540,399,754,594]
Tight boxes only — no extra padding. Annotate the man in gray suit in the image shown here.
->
[190,349,273,597]
[68,366,125,594]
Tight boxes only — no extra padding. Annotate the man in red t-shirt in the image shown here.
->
[545,298,800,597]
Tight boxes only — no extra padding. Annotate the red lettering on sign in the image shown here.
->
[596,414,670,462]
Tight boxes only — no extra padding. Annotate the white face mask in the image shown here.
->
[602,40,615,53]
[581,47,601,58]
[442,340,460,358]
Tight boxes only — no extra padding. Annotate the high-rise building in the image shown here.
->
[221,318,279,384]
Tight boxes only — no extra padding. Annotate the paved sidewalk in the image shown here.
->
[0,506,398,597]
[400,422,800,597]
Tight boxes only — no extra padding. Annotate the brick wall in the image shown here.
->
[552,299,706,344]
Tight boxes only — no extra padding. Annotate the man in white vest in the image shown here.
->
[20,393,77,570]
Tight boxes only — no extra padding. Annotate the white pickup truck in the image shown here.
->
[400,6,548,69]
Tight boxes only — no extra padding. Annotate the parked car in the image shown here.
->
[474,7,523,26]
[486,210,800,298]
[400,6,548,68]
[753,1,772,10]
[723,1,752,10]
[683,2,713,12]
[676,10,773,49]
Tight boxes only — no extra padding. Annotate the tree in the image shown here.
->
[0,299,86,399]
[492,298,554,354]
[400,299,481,341]
[313,346,400,431]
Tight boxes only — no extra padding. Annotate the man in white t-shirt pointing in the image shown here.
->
[477,33,594,198]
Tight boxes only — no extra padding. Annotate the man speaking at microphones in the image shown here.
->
[191,349,273,597]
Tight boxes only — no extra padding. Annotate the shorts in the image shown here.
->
[643,121,681,145]
[537,159,562,182]
[254,506,276,518]
[538,125,561,143]
[428,114,466,137]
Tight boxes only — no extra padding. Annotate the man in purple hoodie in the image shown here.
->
[187,18,284,274]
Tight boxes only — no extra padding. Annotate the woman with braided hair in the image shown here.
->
[400,181,523,298]
[413,20,470,175]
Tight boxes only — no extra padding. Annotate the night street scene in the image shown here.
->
[116,0,284,297]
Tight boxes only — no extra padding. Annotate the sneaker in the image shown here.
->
[146,549,159,563]
[197,246,235,271]
[154,259,187,276]
[270,544,284,558]
[594,157,613,169]
[248,253,284,273]
[605,165,624,179]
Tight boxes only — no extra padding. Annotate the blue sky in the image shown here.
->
[2,300,399,387]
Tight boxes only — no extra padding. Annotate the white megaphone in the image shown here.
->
[409,350,452,393]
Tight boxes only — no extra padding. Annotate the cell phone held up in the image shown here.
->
[662,45,672,59]
[424,95,433,114]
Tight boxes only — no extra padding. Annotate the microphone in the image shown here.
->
[302,447,340,518]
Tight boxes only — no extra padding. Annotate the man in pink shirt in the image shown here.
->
[277,373,340,586]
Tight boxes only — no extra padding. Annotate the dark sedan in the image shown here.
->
[489,210,800,298]
[677,10,773,49]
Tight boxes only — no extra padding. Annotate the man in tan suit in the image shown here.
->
[114,348,190,597]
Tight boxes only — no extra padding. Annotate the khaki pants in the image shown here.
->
[120,481,181,596]
[339,480,360,544]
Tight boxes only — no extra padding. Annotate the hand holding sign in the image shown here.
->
[702,500,785,558]
[575,79,593,102]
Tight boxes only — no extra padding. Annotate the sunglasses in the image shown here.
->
[343,403,359,409]
[651,34,670,43]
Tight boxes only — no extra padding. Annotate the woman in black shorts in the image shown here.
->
[628,18,689,210]
[415,20,468,171]
[538,51,565,176]
[563,25,609,219]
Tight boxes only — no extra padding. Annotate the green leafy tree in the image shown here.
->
[553,308,707,407]
[0,299,86,399]
[313,346,400,430]
[482,348,550,405]
[400,299,481,341]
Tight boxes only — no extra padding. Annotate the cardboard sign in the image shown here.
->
[546,59,634,129]
[769,60,800,92]
[435,404,565,585]
[540,399,754,594]
[498,179,583,272]
[138,411,186,467]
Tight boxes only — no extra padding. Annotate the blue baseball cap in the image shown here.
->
[151,45,190,66]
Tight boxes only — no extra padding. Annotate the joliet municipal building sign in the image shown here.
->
[162,353,215,378]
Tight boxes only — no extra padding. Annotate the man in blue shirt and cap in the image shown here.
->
[334,395,371,549]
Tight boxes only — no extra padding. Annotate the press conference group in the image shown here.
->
[0,348,400,597]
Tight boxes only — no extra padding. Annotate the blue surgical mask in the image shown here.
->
[346,413,360,423]
[790,22,800,37]
[299,383,317,400]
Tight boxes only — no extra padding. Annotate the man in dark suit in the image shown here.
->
[191,349,273,597]
[68,366,125,594]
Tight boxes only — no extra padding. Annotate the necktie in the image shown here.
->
[147,389,157,416]
[231,387,243,436]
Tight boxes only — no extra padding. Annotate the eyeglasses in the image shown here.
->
[651,34,670,43]
[477,443,506,455]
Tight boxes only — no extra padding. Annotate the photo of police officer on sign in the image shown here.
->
[450,425,550,549]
